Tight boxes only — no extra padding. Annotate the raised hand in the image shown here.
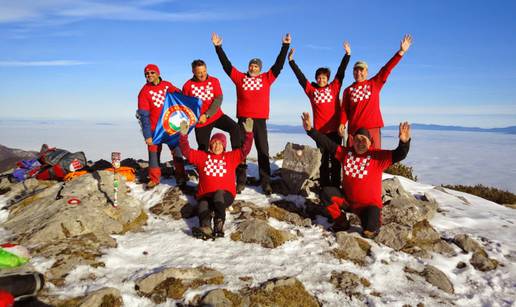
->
[198,114,207,125]
[399,34,412,55]
[301,112,312,131]
[288,48,295,61]
[180,120,189,136]
[211,32,223,46]
[145,138,153,145]
[243,118,254,133]
[283,33,292,44]
[398,121,411,142]
[344,41,351,55]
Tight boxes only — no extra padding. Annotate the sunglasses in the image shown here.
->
[145,71,157,76]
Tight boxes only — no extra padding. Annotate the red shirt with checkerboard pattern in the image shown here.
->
[304,80,342,133]
[335,146,393,209]
[230,68,276,119]
[182,76,224,128]
[138,80,180,130]
[180,132,253,198]
[341,53,402,134]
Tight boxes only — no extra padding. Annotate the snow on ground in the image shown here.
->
[1,165,515,306]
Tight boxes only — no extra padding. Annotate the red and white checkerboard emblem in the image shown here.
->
[149,86,168,108]
[314,87,333,104]
[349,84,371,103]
[242,76,263,91]
[203,155,228,177]
[344,151,371,179]
[190,82,214,101]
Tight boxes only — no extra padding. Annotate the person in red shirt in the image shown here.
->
[137,64,187,190]
[179,119,254,239]
[288,41,351,188]
[339,34,413,149]
[212,32,291,195]
[302,112,411,238]
[182,59,241,152]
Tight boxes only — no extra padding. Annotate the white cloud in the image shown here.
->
[0,60,89,66]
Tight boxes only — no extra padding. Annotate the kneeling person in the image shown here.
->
[302,112,411,238]
[179,119,254,239]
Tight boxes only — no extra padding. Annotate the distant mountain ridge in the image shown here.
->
[267,123,516,134]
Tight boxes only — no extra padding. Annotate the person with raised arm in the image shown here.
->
[212,32,291,195]
[340,34,413,149]
[179,118,254,240]
[302,112,411,238]
[288,41,351,188]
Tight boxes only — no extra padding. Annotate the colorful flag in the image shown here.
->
[152,92,202,147]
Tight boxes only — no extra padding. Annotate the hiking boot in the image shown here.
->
[236,164,247,194]
[213,218,225,238]
[362,230,377,239]
[261,181,272,196]
[332,214,350,232]
[145,181,159,190]
[192,226,213,240]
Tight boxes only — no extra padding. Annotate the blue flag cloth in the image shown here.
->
[152,92,202,147]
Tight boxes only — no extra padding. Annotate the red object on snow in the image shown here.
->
[67,198,81,205]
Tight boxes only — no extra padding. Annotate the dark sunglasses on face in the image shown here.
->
[145,71,156,76]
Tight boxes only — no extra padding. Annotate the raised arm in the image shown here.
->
[372,34,412,84]
[270,33,291,77]
[392,121,411,163]
[205,95,223,118]
[240,118,254,158]
[212,32,233,76]
[334,41,351,83]
[288,48,309,88]
[302,112,339,155]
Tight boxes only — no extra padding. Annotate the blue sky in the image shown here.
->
[0,0,515,127]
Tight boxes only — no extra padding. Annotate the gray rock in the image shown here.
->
[330,270,370,301]
[470,251,499,272]
[411,220,441,245]
[382,177,414,202]
[200,288,244,307]
[267,203,311,227]
[375,223,412,251]
[76,287,123,307]
[230,218,295,248]
[333,232,370,265]
[149,186,196,219]
[135,266,224,303]
[454,234,484,253]
[280,143,322,194]
[422,265,454,294]
[241,277,320,307]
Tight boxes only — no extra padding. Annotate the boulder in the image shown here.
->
[149,186,196,219]
[56,287,123,307]
[332,232,370,265]
[453,234,484,254]
[241,277,320,307]
[330,270,370,301]
[375,223,412,251]
[280,143,322,194]
[422,265,454,294]
[470,251,499,272]
[135,266,224,303]
[199,289,244,307]
[230,219,295,248]
[266,203,311,227]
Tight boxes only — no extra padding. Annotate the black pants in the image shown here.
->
[238,117,270,183]
[320,186,381,233]
[317,132,342,188]
[195,114,241,151]
[198,190,234,223]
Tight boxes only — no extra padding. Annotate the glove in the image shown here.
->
[180,121,189,136]
[243,118,254,133]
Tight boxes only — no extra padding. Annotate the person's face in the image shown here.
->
[316,74,329,87]
[145,70,159,84]
[248,63,261,77]
[210,140,224,155]
[353,67,368,82]
[353,134,371,154]
[193,65,208,82]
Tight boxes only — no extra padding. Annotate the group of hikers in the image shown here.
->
[137,33,413,239]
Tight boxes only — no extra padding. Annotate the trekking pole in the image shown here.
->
[111,152,121,208]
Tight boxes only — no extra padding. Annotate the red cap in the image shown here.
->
[144,64,160,76]
[210,133,227,151]
[0,290,14,307]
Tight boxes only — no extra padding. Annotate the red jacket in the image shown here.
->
[341,53,402,134]
[230,68,277,119]
[335,146,393,210]
[182,76,224,128]
[138,80,180,130]
[180,132,253,198]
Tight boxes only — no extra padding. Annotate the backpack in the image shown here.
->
[35,145,87,180]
